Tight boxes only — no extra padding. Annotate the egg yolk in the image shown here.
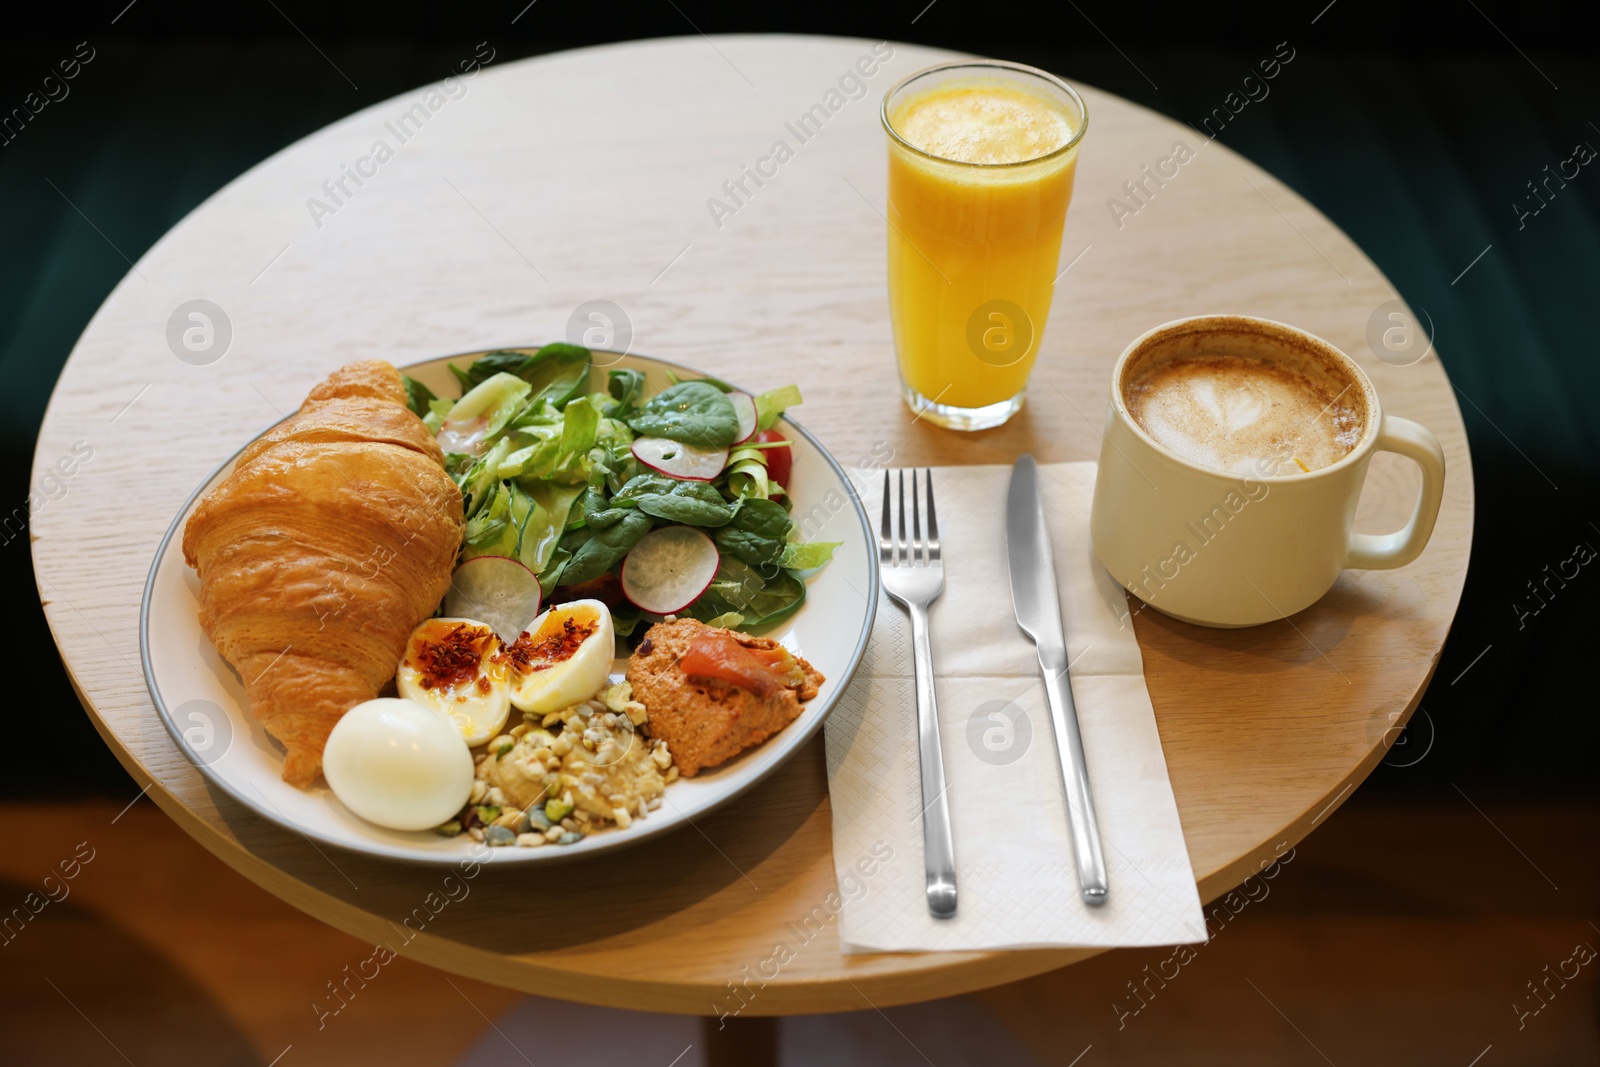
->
[501,613,598,673]
[411,622,496,690]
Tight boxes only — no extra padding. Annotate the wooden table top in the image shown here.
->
[32,36,1472,1015]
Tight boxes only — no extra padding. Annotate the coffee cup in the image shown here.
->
[1090,314,1446,627]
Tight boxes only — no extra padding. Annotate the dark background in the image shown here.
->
[2,1,1595,800]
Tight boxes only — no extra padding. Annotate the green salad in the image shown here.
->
[403,344,840,637]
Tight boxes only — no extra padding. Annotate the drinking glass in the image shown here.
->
[882,61,1087,431]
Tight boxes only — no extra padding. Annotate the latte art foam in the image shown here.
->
[1124,354,1363,476]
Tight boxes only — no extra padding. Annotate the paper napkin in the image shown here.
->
[825,462,1206,952]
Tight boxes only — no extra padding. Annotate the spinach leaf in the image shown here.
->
[665,369,737,393]
[626,381,740,447]
[686,556,806,628]
[534,342,590,363]
[556,509,652,586]
[610,602,643,637]
[714,497,791,568]
[522,343,592,409]
[581,484,630,529]
[613,473,736,527]
[402,375,437,417]
[460,350,536,387]
[605,368,646,415]
[537,543,571,597]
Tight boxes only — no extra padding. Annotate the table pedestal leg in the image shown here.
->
[702,1014,778,1067]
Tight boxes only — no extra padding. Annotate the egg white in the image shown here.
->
[396,617,511,747]
[507,600,616,715]
[323,698,475,831]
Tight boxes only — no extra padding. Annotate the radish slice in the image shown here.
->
[631,436,729,482]
[443,556,542,642]
[728,391,758,444]
[622,527,720,614]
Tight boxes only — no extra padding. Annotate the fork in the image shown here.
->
[879,469,957,919]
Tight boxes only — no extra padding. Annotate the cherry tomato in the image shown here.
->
[754,430,792,488]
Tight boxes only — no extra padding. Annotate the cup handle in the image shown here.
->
[1344,414,1446,570]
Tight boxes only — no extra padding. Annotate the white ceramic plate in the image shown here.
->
[141,349,878,866]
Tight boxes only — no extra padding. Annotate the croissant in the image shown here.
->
[183,361,464,787]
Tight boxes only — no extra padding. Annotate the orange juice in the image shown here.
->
[883,64,1085,430]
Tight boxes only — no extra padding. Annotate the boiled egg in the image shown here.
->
[505,600,616,715]
[396,617,511,746]
[323,698,474,831]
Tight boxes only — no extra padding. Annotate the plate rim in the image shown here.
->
[139,347,880,867]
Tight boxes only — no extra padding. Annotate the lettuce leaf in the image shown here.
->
[456,345,592,411]
[753,384,802,431]
[498,396,601,484]
[778,540,841,570]
[424,396,454,434]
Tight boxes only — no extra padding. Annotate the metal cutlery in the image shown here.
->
[879,469,958,919]
[1005,454,1109,905]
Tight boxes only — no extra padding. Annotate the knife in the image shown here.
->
[1005,454,1109,905]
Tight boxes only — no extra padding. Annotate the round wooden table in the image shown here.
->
[33,35,1471,1019]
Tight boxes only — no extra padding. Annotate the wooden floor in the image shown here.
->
[0,791,1594,1066]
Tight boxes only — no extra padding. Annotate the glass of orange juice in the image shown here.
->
[882,61,1087,431]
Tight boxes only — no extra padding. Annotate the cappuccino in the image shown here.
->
[1123,353,1363,477]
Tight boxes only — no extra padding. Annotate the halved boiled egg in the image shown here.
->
[396,617,510,746]
[504,599,616,715]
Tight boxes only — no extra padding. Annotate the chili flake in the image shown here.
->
[502,616,597,673]
[412,622,493,690]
